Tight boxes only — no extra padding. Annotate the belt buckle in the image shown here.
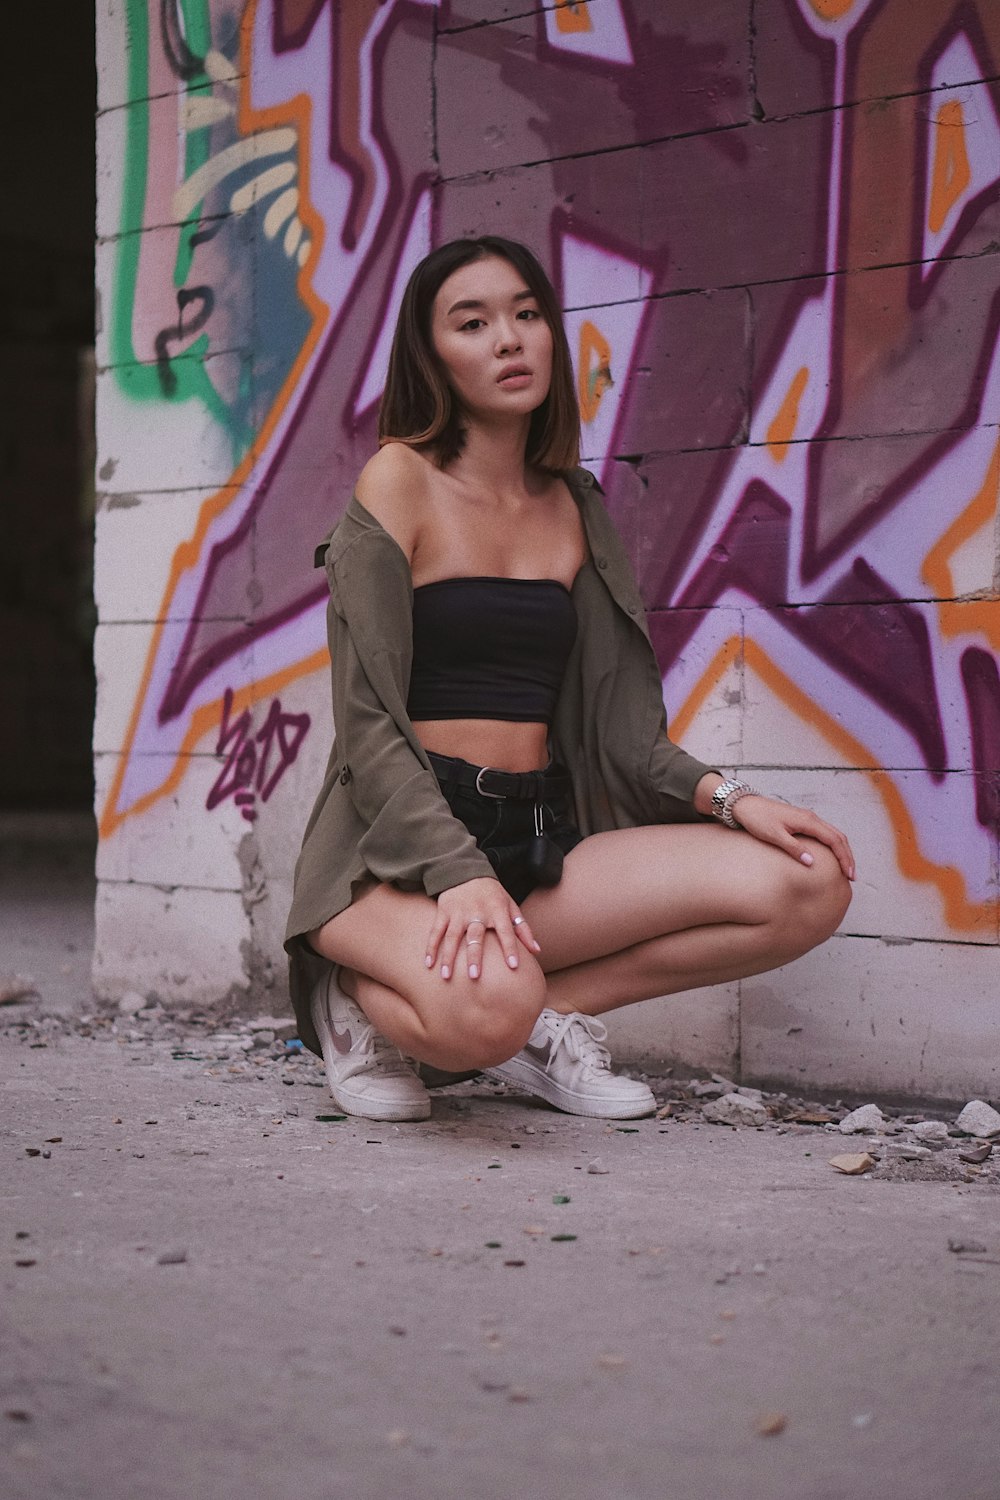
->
[475,766,506,799]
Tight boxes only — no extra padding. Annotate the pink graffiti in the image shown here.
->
[206,688,311,823]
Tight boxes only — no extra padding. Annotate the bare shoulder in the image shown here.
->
[355,442,433,560]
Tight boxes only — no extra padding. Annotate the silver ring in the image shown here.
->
[468,917,485,924]
[513,916,525,926]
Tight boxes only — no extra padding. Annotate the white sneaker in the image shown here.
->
[310,967,431,1122]
[485,1009,656,1119]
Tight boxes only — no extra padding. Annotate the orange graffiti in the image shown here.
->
[670,637,997,934]
[805,0,861,19]
[99,0,330,841]
[928,99,971,234]
[555,2,593,35]
[578,320,614,423]
[766,367,809,462]
[922,435,1000,651]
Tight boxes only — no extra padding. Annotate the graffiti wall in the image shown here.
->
[94,0,1000,1097]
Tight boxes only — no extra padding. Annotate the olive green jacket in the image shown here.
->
[284,467,714,1055]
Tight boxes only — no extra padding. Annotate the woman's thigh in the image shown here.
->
[521,822,845,972]
[309,881,545,1025]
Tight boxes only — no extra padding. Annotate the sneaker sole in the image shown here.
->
[325,1075,432,1122]
[483,1061,655,1119]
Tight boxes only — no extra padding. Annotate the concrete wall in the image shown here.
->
[94,0,1000,1100]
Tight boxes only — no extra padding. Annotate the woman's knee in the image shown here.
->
[780,841,852,942]
[428,965,546,1070]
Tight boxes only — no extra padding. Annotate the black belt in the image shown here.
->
[428,751,570,802]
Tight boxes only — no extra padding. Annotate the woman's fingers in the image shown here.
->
[424,910,448,970]
[464,917,486,980]
[511,910,541,955]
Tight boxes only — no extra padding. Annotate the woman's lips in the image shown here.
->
[497,366,532,387]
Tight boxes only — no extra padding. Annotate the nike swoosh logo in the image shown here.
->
[524,1041,551,1066]
[330,1019,354,1055]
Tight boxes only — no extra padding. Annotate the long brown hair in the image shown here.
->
[378,236,580,473]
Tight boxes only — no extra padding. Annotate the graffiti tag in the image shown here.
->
[206,688,310,822]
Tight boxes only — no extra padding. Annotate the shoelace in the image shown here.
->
[542,1010,612,1077]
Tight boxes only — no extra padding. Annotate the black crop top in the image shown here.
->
[407,576,578,725]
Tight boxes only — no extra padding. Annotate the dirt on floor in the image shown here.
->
[2,996,999,1500]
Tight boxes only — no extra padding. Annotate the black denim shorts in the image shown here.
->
[429,752,584,905]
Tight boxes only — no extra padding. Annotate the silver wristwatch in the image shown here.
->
[710,778,761,829]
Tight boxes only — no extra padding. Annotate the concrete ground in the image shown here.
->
[2,824,999,1500]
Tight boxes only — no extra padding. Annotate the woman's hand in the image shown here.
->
[426,877,541,981]
[728,794,855,880]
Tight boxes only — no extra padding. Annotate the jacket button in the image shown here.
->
[596,557,608,570]
[627,604,638,615]
[339,765,351,785]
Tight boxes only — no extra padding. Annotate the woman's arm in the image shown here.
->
[692,771,855,879]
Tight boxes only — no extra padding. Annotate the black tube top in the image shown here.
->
[407,576,578,725]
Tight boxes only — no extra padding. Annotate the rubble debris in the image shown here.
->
[910,1120,950,1142]
[838,1104,885,1134]
[156,1248,188,1265]
[586,1158,609,1174]
[947,1238,988,1255]
[829,1153,874,1175]
[955,1100,1000,1138]
[958,1143,992,1165]
[0,975,40,1005]
[701,1093,768,1128]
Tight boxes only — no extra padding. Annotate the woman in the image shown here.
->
[284,236,854,1123]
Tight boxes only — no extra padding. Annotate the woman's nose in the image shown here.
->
[495,321,522,354]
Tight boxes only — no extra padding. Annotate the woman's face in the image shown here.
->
[430,254,554,424]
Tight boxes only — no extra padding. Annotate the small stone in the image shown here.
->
[701,1093,768,1129]
[586,1158,610,1175]
[156,1248,188,1265]
[756,1412,787,1436]
[691,1080,726,1098]
[911,1120,950,1142]
[886,1142,932,1161]
[252,1030,275,1049]
[711,1074,737,1093]
[117,991,147,1016]
[958,1143,992,1165]
[829,1152,874,1175]
[947,1238,988,1255]
[0,975,40,1005]
[839,1104,885,1135]
[735,1086,764,1102]
[955,1100,1000,1139]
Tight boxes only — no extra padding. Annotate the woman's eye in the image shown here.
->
[460,318,484,332]
[517,308,539,321]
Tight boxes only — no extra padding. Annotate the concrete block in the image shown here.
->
[439,156,642,283]
[436,2,751,178]
[95,355,249,493]
[93,621,254,755]
[95,753,246,890]
[611,288,749,458]
[654,608,745,771]
[640,111,831,291]
[93,880,253,1008]
[602,983,739,1078]
[750,259,1000,445]
[741,932,1000,1102]
[740,766,998,946]
[740,600,994,775]
[94,489,245,625]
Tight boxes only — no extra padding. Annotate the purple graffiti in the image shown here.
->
[206,688,311,823]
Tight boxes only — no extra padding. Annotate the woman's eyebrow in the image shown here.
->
[445,289,535,316]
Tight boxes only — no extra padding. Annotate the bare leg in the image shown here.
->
[520,822,851,1018]
[308,883,546,1073]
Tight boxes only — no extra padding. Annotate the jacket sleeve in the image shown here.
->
[324,532,499,897]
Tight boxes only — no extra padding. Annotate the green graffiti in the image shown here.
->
[109,0,253,461]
